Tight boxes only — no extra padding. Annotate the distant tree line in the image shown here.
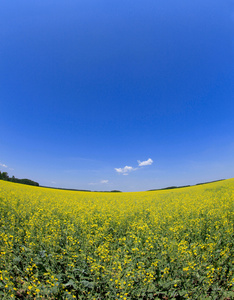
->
[0,171,39,186]
[148,179,225,191]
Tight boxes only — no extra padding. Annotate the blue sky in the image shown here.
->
[0,0,234,191]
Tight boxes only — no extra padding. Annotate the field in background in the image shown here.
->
[0,179,233,299]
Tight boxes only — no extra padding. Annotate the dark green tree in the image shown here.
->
[1,172,9,180]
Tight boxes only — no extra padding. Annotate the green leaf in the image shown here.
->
[81,280,94,289]
[64,279,75,287]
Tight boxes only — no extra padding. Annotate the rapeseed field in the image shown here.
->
[0,179,233,299]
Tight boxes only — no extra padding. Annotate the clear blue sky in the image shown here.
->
[1,0,234,191]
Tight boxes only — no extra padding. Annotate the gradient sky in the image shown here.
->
[1,0,234,191]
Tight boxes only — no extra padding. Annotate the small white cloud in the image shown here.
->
[137,158,153,167]
[0,163,8,168]
[101,180,108,184]
[115,165,137,175]
[115,159,153,175]
[89,180,109,185]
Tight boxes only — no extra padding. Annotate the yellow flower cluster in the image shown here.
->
[0,178,233,299]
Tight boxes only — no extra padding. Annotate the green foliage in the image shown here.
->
[0,170,39,186]
[0,172,9,181]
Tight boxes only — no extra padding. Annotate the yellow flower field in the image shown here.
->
[0,179,233,299]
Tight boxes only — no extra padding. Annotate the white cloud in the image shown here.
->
[101,180,108,184]
[115,159,153,175]
[0,163,8,168]
[138,158,153,167]
[115,166,137,175]
[89,180,109,185]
